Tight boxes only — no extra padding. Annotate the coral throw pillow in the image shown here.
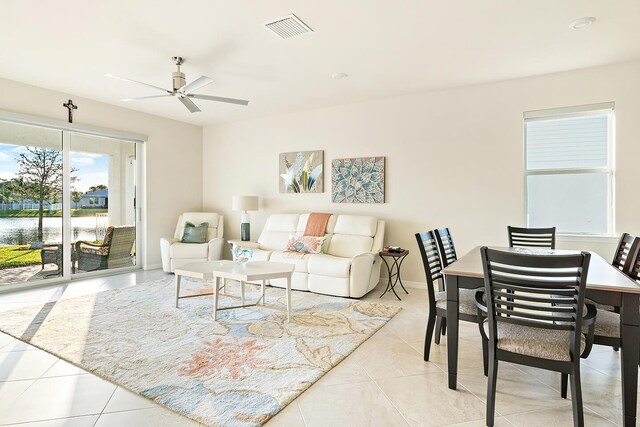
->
[285,234,325,254]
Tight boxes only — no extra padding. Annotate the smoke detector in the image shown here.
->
[264,14,313,39]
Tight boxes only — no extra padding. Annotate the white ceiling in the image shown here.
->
[2,1,640,126]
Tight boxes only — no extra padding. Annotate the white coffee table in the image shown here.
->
[174,260,295,321]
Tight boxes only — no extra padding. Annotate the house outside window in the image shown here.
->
[524,102,615,236]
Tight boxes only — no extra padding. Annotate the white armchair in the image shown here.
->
[160,212,224,273]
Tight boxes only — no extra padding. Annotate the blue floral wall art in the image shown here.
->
[331,157,385,203]
[279,151,324,193]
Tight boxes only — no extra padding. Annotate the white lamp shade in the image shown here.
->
[232,195,259,211]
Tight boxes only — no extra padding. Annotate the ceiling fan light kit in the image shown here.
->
[107,57,249,113]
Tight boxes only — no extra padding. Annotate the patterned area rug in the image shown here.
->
[0,278,400,426]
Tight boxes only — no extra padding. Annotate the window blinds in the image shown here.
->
[526,114,609,170]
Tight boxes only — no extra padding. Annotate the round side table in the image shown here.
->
[379,249,409,300]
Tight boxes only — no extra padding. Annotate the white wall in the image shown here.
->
[202,60,640,284]
[0,77,203,269]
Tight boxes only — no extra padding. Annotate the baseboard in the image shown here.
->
[378,279,425,290]
[144,263,162,271]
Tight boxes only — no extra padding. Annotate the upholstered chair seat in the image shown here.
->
[589,309,620,338]
[483,321,586,362]
[435,289,478,315]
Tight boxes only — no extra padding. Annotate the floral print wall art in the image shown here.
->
[332,157,385,203]
[279,151,324,193]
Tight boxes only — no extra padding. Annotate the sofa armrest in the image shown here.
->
[208,237,225,261]
[351,252,376,263]
[349,252,377,297]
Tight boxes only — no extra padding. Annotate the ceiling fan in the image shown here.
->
[106,56,249,113]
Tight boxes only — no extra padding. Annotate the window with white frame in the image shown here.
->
[524,103,614,235]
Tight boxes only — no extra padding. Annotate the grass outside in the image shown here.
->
[0,245,41,269]
[0,208,107,218]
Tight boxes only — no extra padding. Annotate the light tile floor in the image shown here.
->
[0,270,634,426]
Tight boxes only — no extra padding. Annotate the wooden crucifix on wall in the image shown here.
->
[63,99,78,123]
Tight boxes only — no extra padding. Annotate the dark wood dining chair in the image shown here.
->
[630,242,640,283]
[415,231,487,371]
[581,233,639,345]
[557,232,640,388]
[476,247,596,427]
[627,241,640,366]
[435,227,458,267]
[507,226,556,249]
[587,233,639,314]
[433,228,459,337]
[612,233,640,274]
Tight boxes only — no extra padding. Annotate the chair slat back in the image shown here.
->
[481,247,590,356]
[628,240,640,284]
[508,226,556,249]
[612,233,640,275]
[415,231,444,302]
[435,228,457,267]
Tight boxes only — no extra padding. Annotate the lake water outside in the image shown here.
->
[0,217,99,246]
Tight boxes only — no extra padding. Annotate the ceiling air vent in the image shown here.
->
[264,14,313,39]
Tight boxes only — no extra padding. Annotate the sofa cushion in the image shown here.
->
[170,242,208,259]
[296,214,337,234]
[333,215,378,236]
[259,232,291,251]
[250,249,272,262]
[327,234,373,258]
[308,254,352,278]
[265,214,300,232]
[270,250,311,273]
[258,214,299,250]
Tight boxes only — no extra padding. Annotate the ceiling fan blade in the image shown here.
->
[178,76,213,95]
[178,96,201,113]
[122,94,172,102]
[188,94,249,106]
[106,73,172,94]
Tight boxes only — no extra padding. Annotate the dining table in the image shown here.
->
[442,246,640,427]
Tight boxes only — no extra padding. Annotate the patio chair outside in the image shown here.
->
[74,225,135,272]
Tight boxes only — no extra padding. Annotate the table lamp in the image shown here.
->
[232,196,259,241]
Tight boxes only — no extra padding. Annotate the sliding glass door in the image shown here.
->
[0,121,64,285]
[0,118,142,288]
[70,133,137,274]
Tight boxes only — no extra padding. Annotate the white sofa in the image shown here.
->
[160,212,224,273]
[236,213,385,298]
